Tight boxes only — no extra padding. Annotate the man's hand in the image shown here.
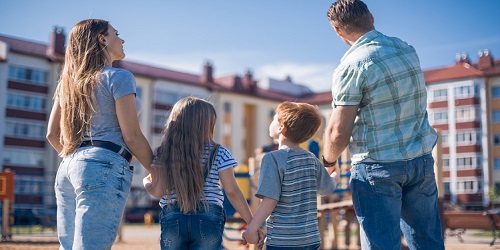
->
[330,163,341,184]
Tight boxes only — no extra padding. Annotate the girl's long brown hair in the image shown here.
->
[55,19,110,156]
[155,97,217,213]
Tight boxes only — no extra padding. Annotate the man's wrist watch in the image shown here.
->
[322,155,337,168]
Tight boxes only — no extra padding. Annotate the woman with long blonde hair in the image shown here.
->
[143,97,261,249]
[46,19,152,249]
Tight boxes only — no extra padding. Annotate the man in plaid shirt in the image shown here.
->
[322,1,445,249]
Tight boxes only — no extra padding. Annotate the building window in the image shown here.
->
[442,157,449,169]
[15,175,43,196]
[136,87,143,100]
[495,134,500,146]
[8,65,49,85]
[454,85,475,99]
[432,89,447,101]
[5,121,46,139]
[441,133,449,146]
[492,86,500,99]
[7,92,47,112]
[430,110,448,124]
[153,112,169,128]
[455,107,477,122]
[455,179,482,194]
[495,158,500,170]
[444,182,450,195]
[154,91,179,105]
[269,110,275,119]
[3,148,46,167]
[456,155,480,169]
[224,102,231,113]
[455,130,480,145]
[494,110,500,123]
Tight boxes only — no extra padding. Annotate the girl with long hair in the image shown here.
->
[46,19,152,249]
[143,97,261,249]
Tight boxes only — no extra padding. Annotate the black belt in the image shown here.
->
[79,140,132,162]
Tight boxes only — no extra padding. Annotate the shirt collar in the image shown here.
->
[340,29,382,62]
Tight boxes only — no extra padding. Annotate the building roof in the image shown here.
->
[3,32,500,104]
[301,91,332,105]
[0,34,48,58]
[0,32,311,102]
[424,63,484,83]
[114,60,204,87]
[424,52,500,84]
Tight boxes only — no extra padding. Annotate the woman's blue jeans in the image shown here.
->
[160,202,226,250]
[350,153,445,250]
[54,147,133,250]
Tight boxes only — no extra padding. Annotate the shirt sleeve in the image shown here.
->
[110,69,136,100]
[255,153,282,201]
[216,146,238,172]
[316,159,337,196]
[332,64,364,108]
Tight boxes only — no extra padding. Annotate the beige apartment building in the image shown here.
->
[0,27,323,214]
[1,27,499,221]
[425,50,500,209]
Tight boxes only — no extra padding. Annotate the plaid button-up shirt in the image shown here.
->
[332,30,437,163]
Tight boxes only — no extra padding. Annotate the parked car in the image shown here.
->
[124,207,160,223]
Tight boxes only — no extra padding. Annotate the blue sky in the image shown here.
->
[1,1,500,92]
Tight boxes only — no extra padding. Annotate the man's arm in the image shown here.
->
[323,105,358,164]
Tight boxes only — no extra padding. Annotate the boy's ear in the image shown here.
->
[279,125,286,134]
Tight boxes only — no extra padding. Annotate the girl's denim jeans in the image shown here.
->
[55,147,133,250]
[350,153,445,250]
[160,202,226,250]
[266,244,320,250]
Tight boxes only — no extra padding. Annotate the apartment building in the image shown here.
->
[0,27,317,212]
[3,26,500,216]
[425,50,500,209]
[0,28,65,213]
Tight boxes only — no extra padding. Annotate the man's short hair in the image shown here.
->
[327,0,373,34]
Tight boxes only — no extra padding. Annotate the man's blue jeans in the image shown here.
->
[350,153,445,250]
[160,202,226,250]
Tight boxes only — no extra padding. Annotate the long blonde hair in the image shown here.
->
[55,19,110,156]
[155,97,217,213]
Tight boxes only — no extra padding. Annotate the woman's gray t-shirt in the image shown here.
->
[82,66,141,148]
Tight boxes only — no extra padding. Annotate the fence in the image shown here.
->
[0,171,57,240]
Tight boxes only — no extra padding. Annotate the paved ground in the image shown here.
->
[0,225,498,250]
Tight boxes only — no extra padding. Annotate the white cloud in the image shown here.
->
[125,49,336,93]
[255,63,335,92]
[125,49,267,76]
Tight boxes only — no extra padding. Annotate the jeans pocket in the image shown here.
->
[199,215,224,244]
[365,164,404,198]
[160,218,179,248]
[74,157,113,190]
[418,156,437,196]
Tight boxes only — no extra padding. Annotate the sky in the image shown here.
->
[1,1,500,92]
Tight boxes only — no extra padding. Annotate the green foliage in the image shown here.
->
[489,185,498,204]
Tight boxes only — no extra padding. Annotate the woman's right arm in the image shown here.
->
[116,94,153,172]
[46,98,63,154]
